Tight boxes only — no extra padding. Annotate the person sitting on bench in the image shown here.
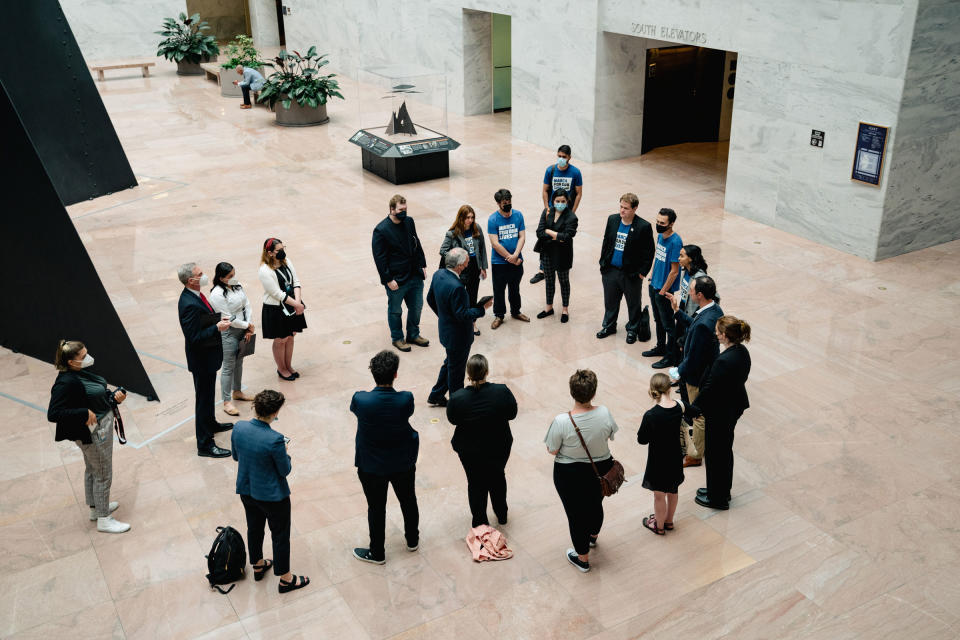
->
[233,65,265,109]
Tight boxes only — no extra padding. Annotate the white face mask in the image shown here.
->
[227,277,239,287]
[78,354,95,368]
[197,274,210,287]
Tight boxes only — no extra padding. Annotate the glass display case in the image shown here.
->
[348,64,460,184]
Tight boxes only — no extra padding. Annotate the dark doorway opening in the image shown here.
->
[641,45,731,154]
[275,0,286,46]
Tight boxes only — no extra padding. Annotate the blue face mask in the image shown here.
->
[554,202,568,212]
[557,157,568,169]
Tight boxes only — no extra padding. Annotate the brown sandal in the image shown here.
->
[643,515,665,536]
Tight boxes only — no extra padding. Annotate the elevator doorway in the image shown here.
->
[492,13,511,111]
[641,46,736,154]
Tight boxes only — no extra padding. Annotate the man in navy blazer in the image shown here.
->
[177,262,233,457]
[426,248,493,406]
[666,275,723,467]
[351,350,420,564]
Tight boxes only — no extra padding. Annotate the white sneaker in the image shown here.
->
[97,516,131,534]
[90,501,119,521]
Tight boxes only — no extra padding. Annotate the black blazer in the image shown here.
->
[534,208,579,270]
[178,289,223,373]
[599,214,655,277]
[350,387,419,474]
[47,370,94,443]
[446,382,517,457]
[692,344,751,420]
[372,216,427,285]
[675,303,724,387]
[427,268,484,351]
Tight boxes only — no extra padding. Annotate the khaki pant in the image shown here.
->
[685,383,706,459]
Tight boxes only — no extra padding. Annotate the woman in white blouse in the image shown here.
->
[209,262,256,416]
[258,238,306,381]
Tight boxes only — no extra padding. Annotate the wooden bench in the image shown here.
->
[90,62,155,81]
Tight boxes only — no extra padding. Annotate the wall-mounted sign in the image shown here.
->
[851,122,888,186]
[810,130,824,148]
[630,22,707,45]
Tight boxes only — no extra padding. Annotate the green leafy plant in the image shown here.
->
[220,34,264,70]
[156,13,219,64]
[257,47,344,110]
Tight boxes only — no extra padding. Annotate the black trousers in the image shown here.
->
[241,85,251,105]
[430,343,471,399]
[240,494,291,575]
[358,466,419,560]
[705,413,739,504]
[192,370,217,451]
[553,458,614,555]
[457,447,511,527]
[460,259,480,308]
[601,268,644,333]
[649,284,679,363]
[492,262,523,318]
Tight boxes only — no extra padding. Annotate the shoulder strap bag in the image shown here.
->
[568,411,625,497]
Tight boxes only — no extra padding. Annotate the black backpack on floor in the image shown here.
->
[205,526,246,593]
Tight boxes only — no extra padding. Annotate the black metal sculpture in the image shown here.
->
[385,101,417,135]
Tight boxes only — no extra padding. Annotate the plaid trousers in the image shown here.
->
[541,254,571,307]
[78,412,114,517]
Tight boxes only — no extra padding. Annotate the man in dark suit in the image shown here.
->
[177,262,233,458]
[372,194,429,353]
[426,248,493,407]
[351,350,420,565]
[666,275,723,468]
[596,193,655,344]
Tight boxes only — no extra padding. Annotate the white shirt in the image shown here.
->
[208,285,253,329]
[258,259,301,307]
[693,300,716,317]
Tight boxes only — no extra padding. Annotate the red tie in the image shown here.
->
[199,292,214,312]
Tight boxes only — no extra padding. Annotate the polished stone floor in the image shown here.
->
[2,60,960,639]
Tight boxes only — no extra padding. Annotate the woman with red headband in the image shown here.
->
[258,238,306,380]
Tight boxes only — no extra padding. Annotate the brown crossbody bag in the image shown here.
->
[568,411,626,497]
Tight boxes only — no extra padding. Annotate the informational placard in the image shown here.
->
[851,122,888,186]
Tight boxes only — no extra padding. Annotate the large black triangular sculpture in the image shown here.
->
[385,101,418,135]
[0,80,158,400]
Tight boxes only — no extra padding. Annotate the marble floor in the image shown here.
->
[2,60,960,640]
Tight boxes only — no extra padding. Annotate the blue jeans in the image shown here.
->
[385,278,423,341]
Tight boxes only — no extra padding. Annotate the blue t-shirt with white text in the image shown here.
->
[611,222,630,268]
[651,232,683,291]
[543,164,583,204]
[487,210,525,265]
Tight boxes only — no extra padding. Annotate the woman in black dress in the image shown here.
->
[637,373,684,535]
[534,189,579,323]
[446,354,517,527]
[258,238,307,381]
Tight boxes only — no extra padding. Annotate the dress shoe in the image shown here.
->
[596,326,617,339]
[97,516,131,533]
[626,332,637,344]
[561,313,569,323]
[642,345,666,358]
[697,487,731,500]
[474,328,481,336]
[222,402,239,416]
[683,455,702,468]
[536,309,554,319]
[695,495,729,510]
[529,272,545,284]
[392,339,411,352]
[277,369,296,381]
[90,501,119,521]
[511,313,530,322]
[198,446,231,458]
[427,394,447,407]
[240,104,252,109]
[215,422,234,433]
[408,336,430,347]
[651,358,674,369]
[491,317,504,330]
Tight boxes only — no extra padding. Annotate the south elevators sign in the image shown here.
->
[851,122,889,186]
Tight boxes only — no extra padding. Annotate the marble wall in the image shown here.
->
[248,0,280,47]
[61,0,186,61]
[876,0,960,259]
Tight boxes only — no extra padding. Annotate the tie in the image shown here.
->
[199,292,214,312]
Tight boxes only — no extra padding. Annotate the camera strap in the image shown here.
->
[112,405,127,445]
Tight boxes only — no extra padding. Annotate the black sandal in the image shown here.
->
[253,559,273,581]
[649,513,674,531]
[642,515,665,536]
[278,574,310,593]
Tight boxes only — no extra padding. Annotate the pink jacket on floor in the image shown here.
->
[466,525,513,562]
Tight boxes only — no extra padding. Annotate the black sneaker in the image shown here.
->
[427,394,447,407]
[626,332,637,344]
[529,272,545,284]
[406,541,419,552]
[642,346,666,358]
[566,548,590,573]
[352,548,385,564]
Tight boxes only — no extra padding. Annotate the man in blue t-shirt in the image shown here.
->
[487,188,530,328]
[531,144,584,284]
[643,208,683,368]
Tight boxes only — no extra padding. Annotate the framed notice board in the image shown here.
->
[851,122,889,186]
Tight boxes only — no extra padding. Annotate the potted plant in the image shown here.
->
[219,34,266,97]
[156,12,220,76]
[257,48,344,127]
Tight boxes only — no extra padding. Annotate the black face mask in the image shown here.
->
[276,249,286,261]
[393,210,407,220]
[501,203,512,213]
[656,223,670,234]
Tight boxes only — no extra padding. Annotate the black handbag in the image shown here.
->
[638,305,651,342]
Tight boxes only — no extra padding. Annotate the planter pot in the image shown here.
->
[275,100,329,127]
[219,68,242,96]
[175,54,216,76]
